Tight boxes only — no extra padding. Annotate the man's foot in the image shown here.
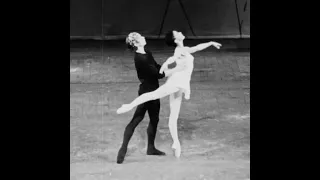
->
[147,147,166,156]
[116,147,127,164]
[116,104,132,114]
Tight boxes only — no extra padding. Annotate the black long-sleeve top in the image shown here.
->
[134,50,165,94]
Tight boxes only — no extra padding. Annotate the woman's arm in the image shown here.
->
[163,65,185,77]
[159,56,176,74]
[186,41,222,54]
[163,60,187,77]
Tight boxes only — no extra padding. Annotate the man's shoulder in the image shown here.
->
[145,49,153,55]
[134,53,148,63]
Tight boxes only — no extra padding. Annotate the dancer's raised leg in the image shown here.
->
[117,84,179,114]
[168,91,183,158]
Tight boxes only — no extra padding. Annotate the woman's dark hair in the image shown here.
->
[165,31,176,47]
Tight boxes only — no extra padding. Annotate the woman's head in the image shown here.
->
[125,32,146,51]
[165,30,185,47]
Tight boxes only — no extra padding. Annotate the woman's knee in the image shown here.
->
[150,89,167,100]
[148,92,158,100]
[142,92,157,101]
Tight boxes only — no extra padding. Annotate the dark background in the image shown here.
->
[70,0,250,39]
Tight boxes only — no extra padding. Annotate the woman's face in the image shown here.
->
[173,31,185,42]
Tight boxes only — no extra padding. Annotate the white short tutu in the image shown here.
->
[165,71,191,99]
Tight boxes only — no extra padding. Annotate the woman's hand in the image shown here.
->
[159,65,167,74]
[164,63,186,77]
[159,61,169,74]
[159,56,177,74]
[211,41,222,49]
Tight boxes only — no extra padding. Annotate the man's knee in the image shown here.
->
[124,125,135,134]
[149,116,159,124]
[127,116,144,130]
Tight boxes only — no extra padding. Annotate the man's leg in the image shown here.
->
[146,99,166,155]
[117,103,147,164]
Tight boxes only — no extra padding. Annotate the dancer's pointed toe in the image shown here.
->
[116,104,132,114]
[172,142,181,158]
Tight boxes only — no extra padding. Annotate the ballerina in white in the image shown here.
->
[117,30,222,157]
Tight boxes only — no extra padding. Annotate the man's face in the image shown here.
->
[132,33,146,47]
[136,34,146,46]
[127,32,147,47]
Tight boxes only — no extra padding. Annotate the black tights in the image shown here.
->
[120,99,160,150]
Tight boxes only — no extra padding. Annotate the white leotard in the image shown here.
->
[165,47,194,99]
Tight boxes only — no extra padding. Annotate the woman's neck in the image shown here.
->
[176,41,184,48]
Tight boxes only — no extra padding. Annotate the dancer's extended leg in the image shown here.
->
[168,91,183,158]
[117,84,179,114]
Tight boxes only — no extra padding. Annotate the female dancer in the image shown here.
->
[117,30,222,157]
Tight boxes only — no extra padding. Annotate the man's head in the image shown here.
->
[125,32,146,51]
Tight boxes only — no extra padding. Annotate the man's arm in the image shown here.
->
[146,50,166,79]
[186,41,222,54]
[135,57,165,79]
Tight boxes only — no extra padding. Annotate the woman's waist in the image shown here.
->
[169,72,192,80]
[175,68,193,75]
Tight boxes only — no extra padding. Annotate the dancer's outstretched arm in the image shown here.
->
[186,41,222,54]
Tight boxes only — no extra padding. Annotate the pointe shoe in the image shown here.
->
[184,91,190,100]
[184,94,190,100]
[116,104,132,114]
[172,142,181,158]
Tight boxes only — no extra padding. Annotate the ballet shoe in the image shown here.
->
[184,91,190,100]
[147,147,166,156]
[172,142,181,158]
[116,147,127,164]
[184,94,190,100]
[116,104,132,114]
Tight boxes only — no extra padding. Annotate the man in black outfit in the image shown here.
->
[116,32,167,164]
